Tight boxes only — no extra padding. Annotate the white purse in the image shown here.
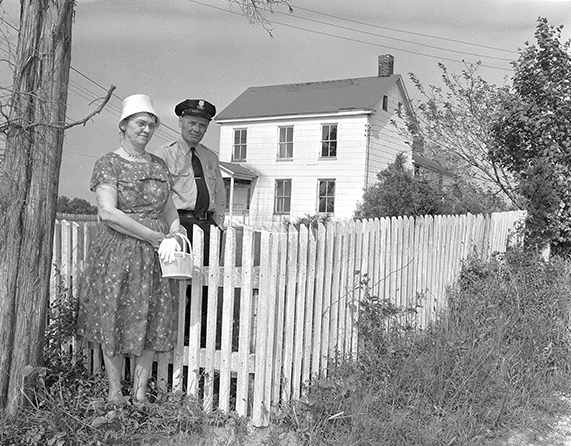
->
[158,233,193,280]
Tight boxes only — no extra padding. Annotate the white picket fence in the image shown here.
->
[51,210,526,426]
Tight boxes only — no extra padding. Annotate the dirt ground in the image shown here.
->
[501,395,571,446]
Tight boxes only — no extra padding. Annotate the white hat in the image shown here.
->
[119,94,161,129]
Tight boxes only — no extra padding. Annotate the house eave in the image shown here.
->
[215,109,373,125]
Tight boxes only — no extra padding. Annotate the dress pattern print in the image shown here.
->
[77,152,179,357]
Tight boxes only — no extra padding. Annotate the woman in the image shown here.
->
[77,94,181,403]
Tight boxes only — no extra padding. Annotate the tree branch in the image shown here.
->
[64,85,115,130]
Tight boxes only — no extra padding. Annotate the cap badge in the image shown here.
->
[198,100,205,110]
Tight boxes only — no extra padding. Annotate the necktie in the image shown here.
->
[191,147,210,218]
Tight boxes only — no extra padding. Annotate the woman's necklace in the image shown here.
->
[121,144,149,161]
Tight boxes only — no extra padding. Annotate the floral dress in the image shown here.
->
[77,152,179,358]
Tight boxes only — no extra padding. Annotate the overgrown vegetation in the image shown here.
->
[491,18,571,254]
[0,281,214,446]
[284,249,571,445]
[354,153,510,219]
[3,249,571,445]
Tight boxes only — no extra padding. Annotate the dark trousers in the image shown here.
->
[178,213,221,346]
[179,214,215,264]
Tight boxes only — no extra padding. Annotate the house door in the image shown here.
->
[232,186,250,213]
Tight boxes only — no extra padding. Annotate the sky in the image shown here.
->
[1,0,571,203]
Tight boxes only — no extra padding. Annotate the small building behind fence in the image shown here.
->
[51,210,525,426]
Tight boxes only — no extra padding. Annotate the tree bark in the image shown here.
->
[0,0,74,414]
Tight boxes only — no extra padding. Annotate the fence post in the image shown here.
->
[311,222,327,377]
[235,226,255,417]
[252,228,274,426]
[219,226,236,413]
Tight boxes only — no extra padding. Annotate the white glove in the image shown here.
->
[158,237,181,263]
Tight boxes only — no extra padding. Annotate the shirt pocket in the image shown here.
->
[170,169,191,179]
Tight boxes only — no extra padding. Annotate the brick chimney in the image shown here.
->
[378,54,394,77]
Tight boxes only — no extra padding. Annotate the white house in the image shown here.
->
[215,54,413,224]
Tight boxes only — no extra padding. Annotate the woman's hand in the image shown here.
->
[96,185,168,245]
[147,231,165,250]
[158,237,181,263]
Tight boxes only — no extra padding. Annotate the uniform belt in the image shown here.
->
[178,209,214,221]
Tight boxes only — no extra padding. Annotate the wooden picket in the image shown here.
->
[49,210,526,426]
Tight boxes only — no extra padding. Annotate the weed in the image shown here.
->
[285,248,571,445]
[3,249,571,445]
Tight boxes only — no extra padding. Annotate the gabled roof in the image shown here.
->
[215,75,404,122]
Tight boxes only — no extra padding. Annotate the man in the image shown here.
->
[154,98,226,262]
[155,99,226,345]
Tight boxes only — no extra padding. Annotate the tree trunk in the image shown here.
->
[0,0,74,414]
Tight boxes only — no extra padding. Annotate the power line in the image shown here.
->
[294,5,517,55]
[1,17,180,140]
[187,0,512,71]
[67,66,179,140]
[271,5,514,62]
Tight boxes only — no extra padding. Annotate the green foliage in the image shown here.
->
[288,250,571,445]
[406,63,519,207]
[57,196,97,215]
[291,213,332,229]
[0,284,219,446]
[5,249,571,445]
[354,153,509,219]
[491,18,571,254]
[355,153,445,219]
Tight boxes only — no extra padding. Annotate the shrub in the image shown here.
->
[292,249,571,445]
[0,283,210,446]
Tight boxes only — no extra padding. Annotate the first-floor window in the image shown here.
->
[318,179,335,213]
[274,179,291,214]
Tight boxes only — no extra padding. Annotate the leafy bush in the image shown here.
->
[0,283,210,446]
[491,18,571,254]
[4,250,571,445]
[289,213,332,230]
[290,249,571,445]
[354,153,509,220]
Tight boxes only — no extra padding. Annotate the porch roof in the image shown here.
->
[220,161,258,180]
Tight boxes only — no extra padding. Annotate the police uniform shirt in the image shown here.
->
[154,138,226,227]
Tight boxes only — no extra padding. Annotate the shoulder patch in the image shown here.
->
[201,144,215,155]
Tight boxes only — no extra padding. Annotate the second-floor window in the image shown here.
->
[233,128,247,161]
[321,124,337,157]
[318,179,335,213]
[278,126,293,159]
[274,179,291,214]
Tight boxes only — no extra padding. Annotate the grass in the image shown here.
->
[279,249,571,445]
[2,248,571,445]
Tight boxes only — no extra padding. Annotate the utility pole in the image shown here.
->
[0,0,75,414]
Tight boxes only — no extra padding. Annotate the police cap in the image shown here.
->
[174,99,216,121]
